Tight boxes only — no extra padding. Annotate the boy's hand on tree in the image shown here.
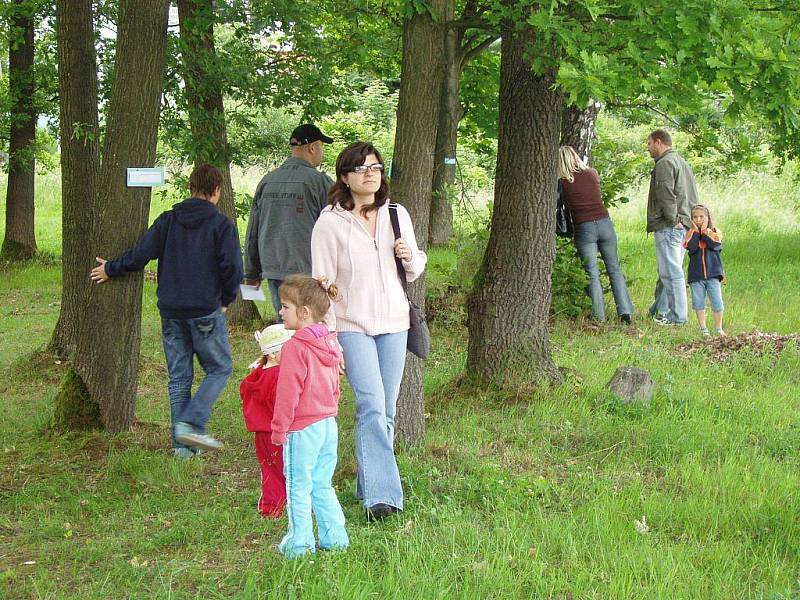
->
[90,257,110,283]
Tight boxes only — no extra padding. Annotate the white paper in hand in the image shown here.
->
[240,284,266,301]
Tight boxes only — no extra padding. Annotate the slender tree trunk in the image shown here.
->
[2,1,37,261]
[428,1,458,247]
[58,0,170,432]
[465,23,563,388]
[49,0,100,364]
[391,4,447,445]
[560,99,601,163]
[177,0,259,325]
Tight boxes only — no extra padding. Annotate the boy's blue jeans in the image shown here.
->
[338,331,407,511]
[280,417,349,558]
[161,309,232,450]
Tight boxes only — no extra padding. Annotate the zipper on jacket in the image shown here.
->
[701,247,707,279]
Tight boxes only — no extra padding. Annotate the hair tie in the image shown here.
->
[317,276,332,292]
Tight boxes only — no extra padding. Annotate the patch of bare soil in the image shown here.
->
[675,330,799,362]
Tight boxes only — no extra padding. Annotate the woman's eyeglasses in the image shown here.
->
[351,164,384,174]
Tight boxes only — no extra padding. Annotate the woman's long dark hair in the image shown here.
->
[328,141,390,217]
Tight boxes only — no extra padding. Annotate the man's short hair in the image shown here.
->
[648,129,672,147]
[190,164,223,197]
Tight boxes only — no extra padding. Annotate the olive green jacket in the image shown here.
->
[646,149,698,232]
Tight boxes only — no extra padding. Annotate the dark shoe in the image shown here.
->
[365,503,396,522]
[620,314,632,325]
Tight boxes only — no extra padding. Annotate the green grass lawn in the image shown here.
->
[1,170,799,599]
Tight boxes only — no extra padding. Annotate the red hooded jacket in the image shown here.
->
[271,325,341,445]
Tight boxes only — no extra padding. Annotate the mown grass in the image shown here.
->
[1,168,799,599]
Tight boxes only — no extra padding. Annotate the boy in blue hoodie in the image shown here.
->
[90,164,243,457]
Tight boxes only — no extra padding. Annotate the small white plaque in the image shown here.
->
[127,167,165,187]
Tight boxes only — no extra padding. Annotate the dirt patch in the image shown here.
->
[675,330,799,362]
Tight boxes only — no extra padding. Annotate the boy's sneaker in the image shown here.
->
[173,447,196,459]
[174,422,223,452]
[653,315,673,326]
[700,327,710,336]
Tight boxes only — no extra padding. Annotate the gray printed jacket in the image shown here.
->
[244,157,334,280]
[646,149,699,232]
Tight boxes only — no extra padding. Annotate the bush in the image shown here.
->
[426,207,591,326]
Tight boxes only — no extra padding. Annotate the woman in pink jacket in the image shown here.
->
[311,141,427,521]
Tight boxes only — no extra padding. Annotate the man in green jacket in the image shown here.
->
[243,124,335,320]
[646,129,698,325]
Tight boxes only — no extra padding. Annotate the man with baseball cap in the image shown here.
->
[243,124,334,320]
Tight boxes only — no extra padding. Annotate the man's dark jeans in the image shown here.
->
[161,309,232,449]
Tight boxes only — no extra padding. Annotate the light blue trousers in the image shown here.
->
[338,331,407,511]
[279,417,349,558]
[652,226,688,323]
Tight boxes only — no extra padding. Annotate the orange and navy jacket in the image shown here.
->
[684,226,724,283]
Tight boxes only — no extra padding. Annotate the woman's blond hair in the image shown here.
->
[558,146,588,183]
[279,274,339,322]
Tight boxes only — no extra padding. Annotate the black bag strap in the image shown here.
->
[388,203,409,298]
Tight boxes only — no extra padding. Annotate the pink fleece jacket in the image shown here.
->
[271,325,341,445]
[310,201,427,335]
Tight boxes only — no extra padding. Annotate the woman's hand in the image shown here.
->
[394,238,412,261]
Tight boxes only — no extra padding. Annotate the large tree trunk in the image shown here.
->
[428,0,458,247]
[465,23,563,388]
[177,0,259,326]
[2,1,37,261]
[57,0,170,432]
[560,99,601,163]
[49,0,100,363]
[391,4,447,445]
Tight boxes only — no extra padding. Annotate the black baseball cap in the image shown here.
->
[289,124,334,146]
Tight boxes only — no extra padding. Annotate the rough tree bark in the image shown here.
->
[2,0,37,261]
[177,0,260,325]
[55,0,170,432]
[465,22,563,388]
[429,0,459,247]
[560,99,601,162]
[391,3,447,445]
[429,4,497,246]
[49,0,100,362]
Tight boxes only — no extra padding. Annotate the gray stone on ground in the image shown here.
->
[607,366,655,404]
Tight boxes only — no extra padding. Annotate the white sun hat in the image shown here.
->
[254,324,294,355]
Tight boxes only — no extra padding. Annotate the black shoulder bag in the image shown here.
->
[556,180,574,238]
[388,203,431,359]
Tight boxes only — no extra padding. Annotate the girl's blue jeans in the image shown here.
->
[574,217,634,321]
[338,330,407,511]
[690,278,724,312]
[280,417,349,558]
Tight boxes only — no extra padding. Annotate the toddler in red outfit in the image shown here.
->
[240,324,294,517]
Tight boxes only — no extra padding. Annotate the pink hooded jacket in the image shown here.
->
[271,325,341,445]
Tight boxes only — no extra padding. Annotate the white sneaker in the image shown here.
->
[174,422,223,452]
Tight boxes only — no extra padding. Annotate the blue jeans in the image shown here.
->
[690,279,724,312]
[280,417,349,558]
[161,309,232,450]
[574,218,634,321]
[338,330,408,511]
[653,226,688,323]
[267,279,283,322]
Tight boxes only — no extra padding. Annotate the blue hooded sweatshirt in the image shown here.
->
[105,198,243,319]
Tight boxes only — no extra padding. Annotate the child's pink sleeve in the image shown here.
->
[271,340,307,444]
